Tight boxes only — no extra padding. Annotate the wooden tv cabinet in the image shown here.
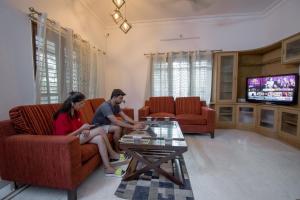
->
[211,32,300,149]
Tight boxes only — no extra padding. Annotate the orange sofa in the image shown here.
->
[0,98,133,200]
[138,96,215,138]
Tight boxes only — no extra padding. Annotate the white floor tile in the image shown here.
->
[7,129,300,200]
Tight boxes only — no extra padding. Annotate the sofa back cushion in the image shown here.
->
[9,104,59,135]
[9,99,95,135]
[149,96,175,114]
[175,97,202,115]
[79,100,95,124]
[88,98,106,112]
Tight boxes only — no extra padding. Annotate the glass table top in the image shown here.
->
[121,121,185,142]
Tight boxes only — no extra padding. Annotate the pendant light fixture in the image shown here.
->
[112,0,125,9]
[111,0,132,34]
[120,19,132,33]
[111,9,123,24]
[119,1,131,34]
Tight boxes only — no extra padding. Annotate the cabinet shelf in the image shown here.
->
[284,121,297,126]
[260,120,273,125]
[220,113,233,116]
[220,91,233,93]
[240,111,254,114]
[221,81,233,83]
[221,71,233,73]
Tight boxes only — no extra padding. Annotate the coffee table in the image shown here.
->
[119,121,188,185]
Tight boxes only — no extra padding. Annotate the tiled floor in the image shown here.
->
[3,129,300,200]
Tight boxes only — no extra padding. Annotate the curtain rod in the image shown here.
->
[28,7,106,55]
[144,50,222,56]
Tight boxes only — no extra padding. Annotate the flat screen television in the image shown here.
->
[246,73,299,105]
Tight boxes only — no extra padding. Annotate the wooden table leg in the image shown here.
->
[122,148,186,185]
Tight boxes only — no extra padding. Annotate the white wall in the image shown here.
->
[105,0,300,119]
[0,1,34,120]
[0,0,106,120]
[1,0,300,120]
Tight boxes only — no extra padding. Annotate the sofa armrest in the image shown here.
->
[202,107,216,129]
[122,107,134,119]
[1,135,81,189]
[138,106,150,121]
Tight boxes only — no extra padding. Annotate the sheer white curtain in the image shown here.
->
[35,13,47,103]
[150,51,212,104]
[169,52,190,97]
[190,51,212,103]
[73,35,90,97]
[151,53,169,96]
[89,48,105,98]
[34,13,104,103]
[36,13,68,103]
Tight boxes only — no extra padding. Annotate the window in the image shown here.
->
[32,21,86,104]
[150,51,212,103]
[152,56,169,96]
[32,15,105,104]
[35,36,59,104]
[172,60,189,97]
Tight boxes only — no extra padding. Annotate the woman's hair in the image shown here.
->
[53,91,86,119]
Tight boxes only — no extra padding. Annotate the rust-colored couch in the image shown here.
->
[0,98,133,200]
[138,96,215,138]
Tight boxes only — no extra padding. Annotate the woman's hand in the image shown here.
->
[80,123,94,131]
[81,129,90,137]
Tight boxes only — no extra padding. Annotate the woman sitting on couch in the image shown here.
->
[52,91,125,177]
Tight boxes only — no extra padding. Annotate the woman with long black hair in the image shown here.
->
[53,91,125,177]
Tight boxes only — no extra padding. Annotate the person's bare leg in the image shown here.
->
[98,132,120,159]
[89,135,115,173]
[88,127,120,159]
[109,125,122,152]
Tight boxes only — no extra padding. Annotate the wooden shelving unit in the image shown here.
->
[212,32,300,148]
[215,52,238,103]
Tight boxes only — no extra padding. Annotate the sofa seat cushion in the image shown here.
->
[80,144,98,163]
[176,114,207,125]
[149,113,175,118]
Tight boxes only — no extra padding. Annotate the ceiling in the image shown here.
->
[81,0,282,25]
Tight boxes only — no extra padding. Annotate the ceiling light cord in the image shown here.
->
[125,1,127,19]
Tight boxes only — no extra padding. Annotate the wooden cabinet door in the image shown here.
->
[236,104,257,131]
[216,104,236,128]
[215,52,238,103]
[256,106,278,137]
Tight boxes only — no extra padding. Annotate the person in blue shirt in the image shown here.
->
[92,89,145,152]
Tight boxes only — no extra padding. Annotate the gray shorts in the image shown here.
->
[99,125,111,134]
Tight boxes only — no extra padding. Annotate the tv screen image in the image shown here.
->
[246,74,299,105]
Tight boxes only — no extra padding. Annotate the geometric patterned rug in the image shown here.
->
[114,155,194,200]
